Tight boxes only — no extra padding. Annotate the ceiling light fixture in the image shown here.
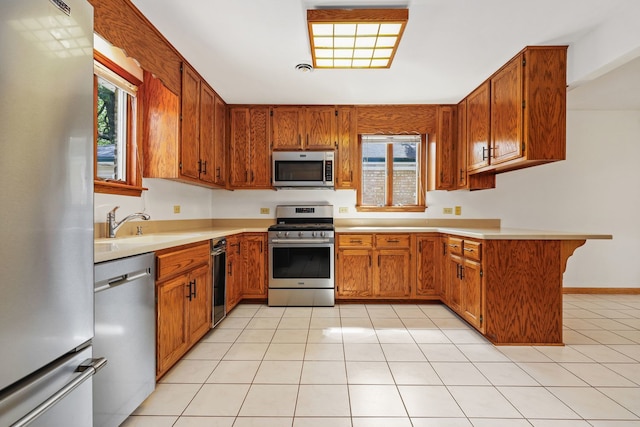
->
[307,8,408,69]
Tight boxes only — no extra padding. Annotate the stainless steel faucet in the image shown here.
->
[107,206,151,238]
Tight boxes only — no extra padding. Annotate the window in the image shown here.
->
[94,51,144,196]
[357,134,426,212]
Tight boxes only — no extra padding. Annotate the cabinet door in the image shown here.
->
[336,106,357,189]
[213,95,227,186]
[375,249,411,298]
[448,254,462,312]
[199,83,215,184]
[415,236,439,297]
[491,56,523,164]
[435,105,456,190]
[439,236,449,302]
[461,258,483,330]
[226,235,242,310]
[141,70,180,179]
[456,100,468,188]
[243,233,267,298]
[188,263,211,345]
[156,274,189,377]
[229,108,250,187]
[271,106,303,150]
[467,81,491,171]
[336,249,372,297]
[249,107,272,188]
[180,63,201,180]
[305,106,336,150]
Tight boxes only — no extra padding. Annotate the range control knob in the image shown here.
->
[284,231,290,238]
[311,231,317,237]
[298,231,304,237]
[320,231,326,237]
[276,231,282,238]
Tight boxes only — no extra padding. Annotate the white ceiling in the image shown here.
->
[130,0,640,110]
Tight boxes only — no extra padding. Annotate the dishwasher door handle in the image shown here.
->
[95,269,152,293]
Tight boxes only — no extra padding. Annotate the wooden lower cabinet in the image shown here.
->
[336,248,373,298]
[414,234,442,298]
[225,232,268,311]
[375,248,411,297]
[156,241,211,378]
[242,233,268,299]
[336,233,413,299]
[226,234,242,311]
[446,236,483,332]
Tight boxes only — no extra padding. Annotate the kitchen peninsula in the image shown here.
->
[95,220,611,346]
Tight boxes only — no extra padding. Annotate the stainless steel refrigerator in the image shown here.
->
[0,0,103,426]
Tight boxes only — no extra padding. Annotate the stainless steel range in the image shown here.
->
[268,204,335,307]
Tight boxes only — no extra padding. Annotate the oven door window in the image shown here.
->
[274,161,324,182]
[272,246,331,278]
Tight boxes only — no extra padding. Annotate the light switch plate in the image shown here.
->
[443,207,453,214]
[455,206,462,215]
[260,207,270,215]
[173,205,180,214]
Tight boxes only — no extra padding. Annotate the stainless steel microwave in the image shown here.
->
[272,151,334,188]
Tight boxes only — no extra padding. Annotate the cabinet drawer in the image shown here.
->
[463,240,482,261]
[338,234,373,248]
[447,237,463,256]
[375,234,410,248]
[156,241,210,281]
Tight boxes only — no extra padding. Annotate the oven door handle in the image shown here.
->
[270,238,333,244]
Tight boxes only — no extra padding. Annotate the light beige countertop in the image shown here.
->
[94,227,266,263]
[95,221,612,263]
[336,226,613,241]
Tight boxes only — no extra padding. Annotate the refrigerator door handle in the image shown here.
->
[10,358,107,427]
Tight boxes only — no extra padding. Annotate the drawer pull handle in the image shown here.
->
[464,248,475,252]
[350,239,363,243]
[386,239,400,243]
[449,244,459,249]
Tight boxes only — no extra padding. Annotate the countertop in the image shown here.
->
[95,225,612,263]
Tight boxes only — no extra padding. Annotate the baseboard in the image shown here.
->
[563,288,640,295]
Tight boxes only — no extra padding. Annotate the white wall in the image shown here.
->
[94,178,213,223]
[211,110,640,288]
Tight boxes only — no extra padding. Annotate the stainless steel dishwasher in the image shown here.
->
[93,252,155,427]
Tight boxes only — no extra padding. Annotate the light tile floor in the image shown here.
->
[124,294,640,427]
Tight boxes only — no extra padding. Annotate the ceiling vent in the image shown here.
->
[295,63,314,72]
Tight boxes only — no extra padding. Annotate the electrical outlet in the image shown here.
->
[443,207,453,214]
[260,207,270,215]
[338,207,349,213]
[173,205,180,214]
[455,206,462,215]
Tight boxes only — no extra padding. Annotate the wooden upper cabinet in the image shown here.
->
[456,100,468,189]
[229,106,271,189]
[198,83,216,184]
[213,94,227,187]
[180,63,201,181]
[271,106,303,150]
[306,106,337,149]
[435,105,456,190]
[143,62,225,189]
[497,46,567,171]
[271,106,337,150]
[141,71,180,179]
[335,106,357,189]
[491,55,523,165]
[466,81,491,172]
[466,46,567,175]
